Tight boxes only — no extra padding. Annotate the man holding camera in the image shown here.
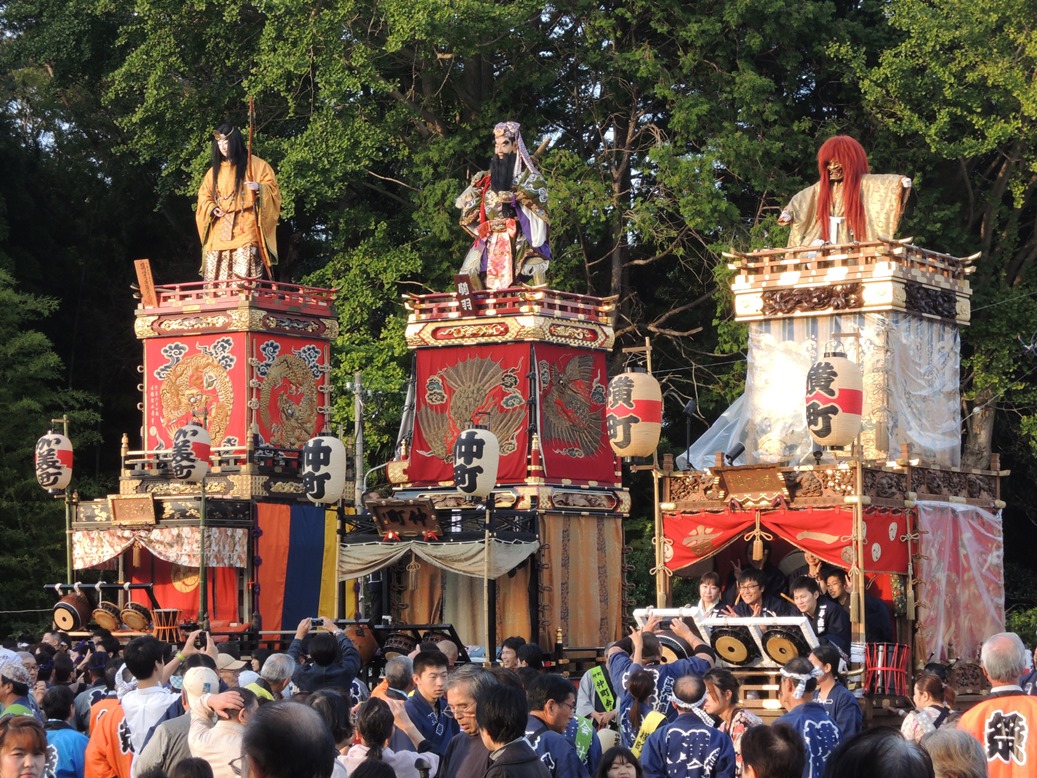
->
[287,616,362,693]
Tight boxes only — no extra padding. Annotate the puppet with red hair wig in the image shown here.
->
[778,136,912,247]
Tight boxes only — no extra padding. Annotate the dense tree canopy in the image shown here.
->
[3,0,1037,621]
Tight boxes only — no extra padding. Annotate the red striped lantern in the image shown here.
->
[171,423,211,482]
[605,369,662,457]
[35,432,73,490]
[805,351,863,448]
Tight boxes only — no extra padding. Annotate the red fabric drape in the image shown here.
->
[128,548,238,623]
[665,506,910,574]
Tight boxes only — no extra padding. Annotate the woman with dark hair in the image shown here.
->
[0,717,48,778]
[808,644,861,739]
[343,697,440,778]
[703,668,762,776]
[697,573,723,617]
[195,123,281,281]
[306,690,353,750]
[593,746,643,778]
[822,727,934,778]
[901,672,956,743]
[625,670,658,754]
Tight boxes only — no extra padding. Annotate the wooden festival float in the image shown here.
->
[49,274,371,655]
[343,286,630,659]
[658,238,1007,718]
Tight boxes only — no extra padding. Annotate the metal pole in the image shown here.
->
[484,494,493,665]
[354,372,364,506]
[199,476,208,629]
[50,415,74,582]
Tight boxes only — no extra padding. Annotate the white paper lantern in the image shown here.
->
[605,370,662,457]
[301,435,348,504]
[35,432,73,490]
[171,423,211,482]
[805,351,863,448]
[453,427,500,498]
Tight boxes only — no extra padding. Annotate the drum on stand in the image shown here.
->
[381,631,418,660]
[121,602,152,632]
[342,624,379,666]
[93,602,122,632]
[656,630,692,664]
[763,628,810,665]
[152,609,181,643]
[53,593,91,631]
[710,626,760,666]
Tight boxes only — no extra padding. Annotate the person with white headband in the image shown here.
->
[639,675,735,778]
[772,658,840,778]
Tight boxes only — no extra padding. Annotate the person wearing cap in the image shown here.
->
[14,653,44,723]
[287,617,361,694]
[184,667,251,778]
[73,652,109,733]
[0,658,43,722]
[131,655,218,778]
[639,675,735,778]
[215,655,246,690]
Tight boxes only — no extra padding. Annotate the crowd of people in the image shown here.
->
[0,606,1034,778]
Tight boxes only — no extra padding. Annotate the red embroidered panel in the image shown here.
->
[410,345,531,485]
[534,344,614,483]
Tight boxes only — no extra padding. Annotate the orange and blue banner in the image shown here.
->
[256,503,339,632]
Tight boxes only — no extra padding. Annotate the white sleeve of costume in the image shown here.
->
[520,203,548,248]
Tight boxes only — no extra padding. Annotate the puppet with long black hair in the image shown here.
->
[195,123,281,281]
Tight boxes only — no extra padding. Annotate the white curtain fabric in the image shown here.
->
[337,538,539,581]
[681,312,961,469]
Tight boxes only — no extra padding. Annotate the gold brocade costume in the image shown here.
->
[783,174,909,247]
[195,155,281,279]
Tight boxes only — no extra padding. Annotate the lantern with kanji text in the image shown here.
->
[35,432,73,491]
[605,369,662,457]
[301,435,348,504]
[453,426,500,498]
[171,423,211,482]
[805,350,863,449]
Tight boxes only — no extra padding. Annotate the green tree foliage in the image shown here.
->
[6,0,1037,614]
[859,0,1037,551]
[0,259,100,635]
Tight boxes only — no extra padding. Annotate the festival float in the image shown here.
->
[654,137,1006,717]
[38,128,1006,716]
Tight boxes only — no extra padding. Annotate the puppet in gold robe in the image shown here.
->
[455,121,550,290]
[778,135,912,247]
[196,124,281,281]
